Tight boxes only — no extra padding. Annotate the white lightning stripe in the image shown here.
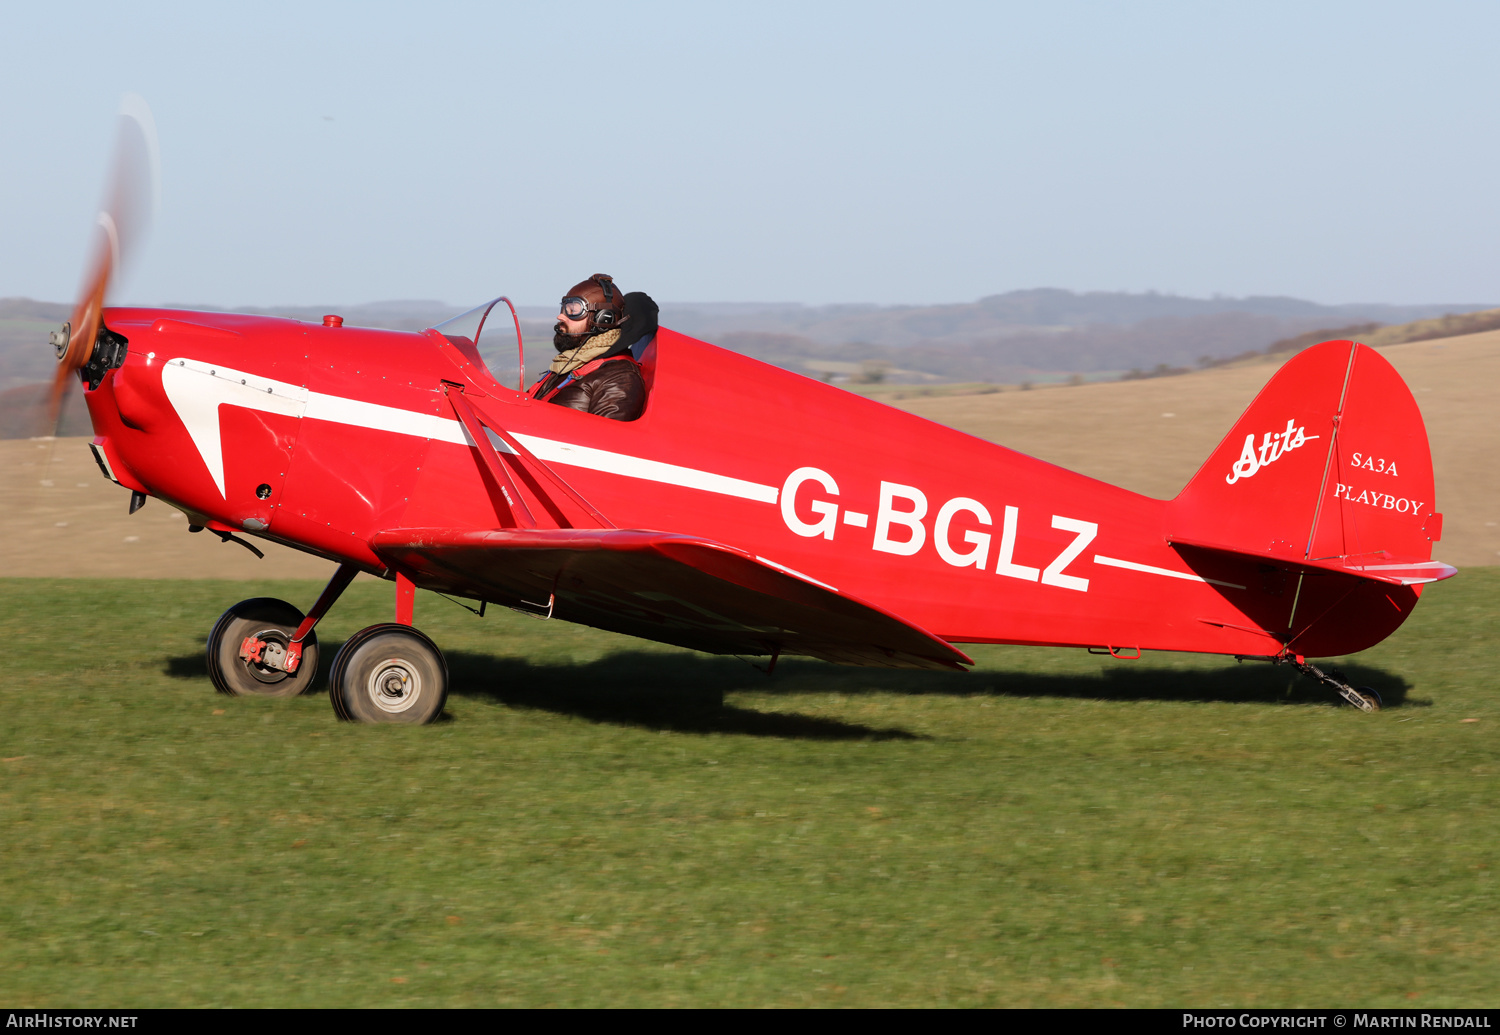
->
[755,555,839,592]
[1093,554,1246,590]
[163,356,779,504]
[306,392,465,445]
[162,359,308,496]
[508,434,779,504]
[1352,561,1449,571]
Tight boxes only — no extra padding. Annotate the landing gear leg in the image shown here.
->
[282,563,361,674]
[395,571,415,625]
[1286,655,1381,711]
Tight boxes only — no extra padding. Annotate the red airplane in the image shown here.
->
[49,103,1456,723]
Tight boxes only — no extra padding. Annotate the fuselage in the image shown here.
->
[82,307,1413,659]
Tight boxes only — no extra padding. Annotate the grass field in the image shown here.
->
[1,573,1495,1007]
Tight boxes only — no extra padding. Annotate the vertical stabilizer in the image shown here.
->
[1169,339,1443,572]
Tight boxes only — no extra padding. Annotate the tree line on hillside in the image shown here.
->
[1180,307,1500,377]
[716,312,1370,385]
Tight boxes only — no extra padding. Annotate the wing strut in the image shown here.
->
[444,383,536,528]
[442,384,615,530]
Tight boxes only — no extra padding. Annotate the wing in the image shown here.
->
[370,527,973,671]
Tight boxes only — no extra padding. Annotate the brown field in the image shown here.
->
[2,330,1494,579]
[2,439,333,580]
[894,330,1500,569]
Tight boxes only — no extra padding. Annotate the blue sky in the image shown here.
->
[3,1,1497,309]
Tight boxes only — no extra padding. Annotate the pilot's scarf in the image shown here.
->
[549,329,623,377]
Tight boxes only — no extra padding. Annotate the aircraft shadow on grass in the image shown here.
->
[164,645,1419,740]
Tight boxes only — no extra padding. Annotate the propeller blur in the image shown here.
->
[50,94,159,425]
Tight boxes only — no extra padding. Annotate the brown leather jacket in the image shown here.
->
[538,356,646,421]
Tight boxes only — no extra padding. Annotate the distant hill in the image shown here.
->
[657,289,1487,348]
[710,312,1364,385]
[3,290,1495,424]
[656,290,1497,384]
[0,299,69,393]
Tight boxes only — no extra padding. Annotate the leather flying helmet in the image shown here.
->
[560,274,624,331]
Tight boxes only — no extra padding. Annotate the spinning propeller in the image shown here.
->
[48,94,160,424]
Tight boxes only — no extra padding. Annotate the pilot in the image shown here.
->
[530,274,658,421]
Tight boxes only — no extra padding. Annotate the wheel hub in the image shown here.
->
[242,629,291,684]
[367,659,422,713]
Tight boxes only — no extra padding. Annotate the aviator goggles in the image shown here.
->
[560,296,596,320]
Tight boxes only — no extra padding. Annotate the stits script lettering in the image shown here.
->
[1226,419,1320,485]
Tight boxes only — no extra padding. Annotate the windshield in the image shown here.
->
[432,296,524,391]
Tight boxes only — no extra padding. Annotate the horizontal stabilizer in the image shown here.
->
[1168,535,1457,586]
[371,527,973,671]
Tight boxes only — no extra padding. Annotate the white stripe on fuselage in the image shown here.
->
[161,357,779,504]
[1093,554,1246,590]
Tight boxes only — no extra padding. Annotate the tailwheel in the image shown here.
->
[206,598,319,698]
[1284,656,1381,712]
[329,624,448,724]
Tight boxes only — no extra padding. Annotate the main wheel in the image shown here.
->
[1355,686,1383,711]
[329,624,447,724]
[206,597,319,698]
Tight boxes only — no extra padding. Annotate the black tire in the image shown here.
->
[206,597,319,698]
[1356,686,1383,711]
[329,624,447,724]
